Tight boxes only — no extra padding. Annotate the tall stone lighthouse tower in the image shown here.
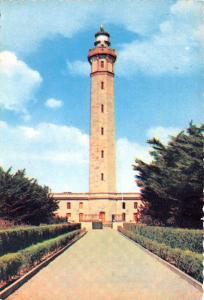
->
[88,26,117,193]
[53,26,142,225]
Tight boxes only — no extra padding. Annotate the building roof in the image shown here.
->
[51,192,142,201]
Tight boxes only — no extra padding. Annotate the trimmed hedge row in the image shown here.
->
[0,229,81,284]
[119,227,202,282]
[123,223,203,253]
[0,223,81,256]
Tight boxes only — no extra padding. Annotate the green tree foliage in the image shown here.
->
[133,123,203,228]
[0,168,58,225]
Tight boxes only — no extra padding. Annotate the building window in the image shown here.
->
[101,173,104,181]
[134,202,138,209]
[67,202,71,209]
[122,202,126,209]
[101,104,104,113]
[101,150,104,158]
[66,213,71,220]
[101,127,104,135]
[101,81,104,89]
[79,202,83,209]
[79,213,84,222]
[101,61,104,68]
[122,213,126,221]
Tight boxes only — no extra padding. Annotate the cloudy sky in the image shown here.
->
[0,0,203,192]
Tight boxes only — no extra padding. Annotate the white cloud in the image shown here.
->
[103,0,170,36]
[45,98,63,109]
[1,1,202,76]
[63,0,203,77]
[1,1,171,54]
[0,51,42,112]
[116,127,182,192]
[67,60,89,77]
[0,121,152,193]
[0,122,89,192]
[147,126,180,144]
[116,0,203,76]
[170,0,200,15]
[1,2,97,54]
[21,113,32,122]
[117,138,151,192]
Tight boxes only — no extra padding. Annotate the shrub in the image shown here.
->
[0,223,81,256]
[48,216,67,224]
[123,223,203,253]
[119,227,203,282]
[0,253,22,282]
[0,229,81,286]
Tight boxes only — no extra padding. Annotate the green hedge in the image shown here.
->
[0,223,80,256]
[123,223,203,253]
[119,227,202,282]
[0,229,81,284]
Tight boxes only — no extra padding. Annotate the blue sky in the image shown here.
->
[0,0,203,192]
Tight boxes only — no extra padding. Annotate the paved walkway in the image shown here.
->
[8,229,202,300]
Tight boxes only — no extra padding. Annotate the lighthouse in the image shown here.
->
[88,25,117,193]
[53,26,142,227]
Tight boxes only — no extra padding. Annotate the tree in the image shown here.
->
[0,168,58,225]
[133,122,203,228]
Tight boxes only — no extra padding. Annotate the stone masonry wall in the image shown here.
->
[89,57,116,193]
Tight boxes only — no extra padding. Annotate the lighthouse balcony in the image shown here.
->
[88,47,117,62]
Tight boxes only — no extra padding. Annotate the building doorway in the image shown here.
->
[79,213,84,222]
[99,211,105,223]
[133,213,138,223]
[66,213,71,222]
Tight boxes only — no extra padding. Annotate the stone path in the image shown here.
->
[8,229,202,300]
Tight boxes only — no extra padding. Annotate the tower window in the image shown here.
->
[79,202,83,209]
[101,104,104,113]
[101,61,104,68]
[101,81,104,89]
[101,127,104,135]
[101,173,104,181]
[122,213,126,221]
[101,150,104,158]
[67,202,71,209]
[122,202,126,209]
